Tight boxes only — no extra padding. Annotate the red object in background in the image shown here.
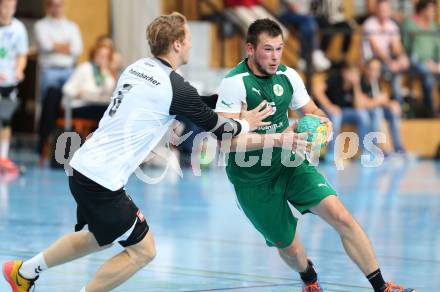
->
[224,0,261,8]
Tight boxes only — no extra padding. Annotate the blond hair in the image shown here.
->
[146,12,187,57]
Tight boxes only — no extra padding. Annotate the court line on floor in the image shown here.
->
[152,233,440,265]
[0,248,296,286]
[146,265,372,290]
[0,247,372,291]
[180,283,303,292]
[0,226,439,266]
[180,282,362,292]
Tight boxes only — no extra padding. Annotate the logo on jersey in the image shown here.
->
[257,120,283,131]
[137,210,145,222]
[252,87,261,96]
[0,48,7,59]
[220,100,233,109]
[129,68,161,86]
[273,84,284,96]
[144,60,154,67]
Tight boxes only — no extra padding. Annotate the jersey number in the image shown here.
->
[109,84,132,117]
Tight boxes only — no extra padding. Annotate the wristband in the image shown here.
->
[234,119,250,136]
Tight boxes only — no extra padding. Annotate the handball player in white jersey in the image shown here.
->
[2,12,279,292]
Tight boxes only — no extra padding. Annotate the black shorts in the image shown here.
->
[0,86,16,98]
[68,169,149,247]
[0,86,19,125]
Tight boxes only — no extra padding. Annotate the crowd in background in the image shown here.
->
[223,0,440,160]
[0,0,440,176]
[0,0,121,175]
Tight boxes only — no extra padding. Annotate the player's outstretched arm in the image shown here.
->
[169,71,270,140]
[218,113,311,153]
[221,132,311,153]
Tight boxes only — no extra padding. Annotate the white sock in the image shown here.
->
[80,287,87,292]
[0,140,9,159]
[19,253,48,279]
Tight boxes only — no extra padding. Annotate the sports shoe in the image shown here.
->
[382,282,416,292]
[302,280,322,292]
[0,170,19,183]
[0,158,19,175]
[2,260,38,292]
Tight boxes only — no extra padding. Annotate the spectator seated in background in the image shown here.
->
[364,0,417,24]
[314,61,372,159]
[62,43,115,122]
[224,0,289,38]
[35,0,83,158]
[311,0,354,62]
[362,0,409,104]
[37,43,115,163]
[402,0,440,117]
[95,34,122,78]
[361,58,406,155]
[0,0,28,176]
[278,0,331,71]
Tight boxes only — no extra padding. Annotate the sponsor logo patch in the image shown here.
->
[129,68,161,86]
[137,210,145,222]
[273,84,284,96]
[221,100,233,109]
[252,87,261,95]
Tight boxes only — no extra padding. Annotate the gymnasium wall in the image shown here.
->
[64,0,110,62]
[111,0,161,67]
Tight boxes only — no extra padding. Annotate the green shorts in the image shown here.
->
[232,161,336,249]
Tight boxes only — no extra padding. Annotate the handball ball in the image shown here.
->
[295,115,327,146]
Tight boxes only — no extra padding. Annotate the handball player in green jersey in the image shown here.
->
[215,18,415,292]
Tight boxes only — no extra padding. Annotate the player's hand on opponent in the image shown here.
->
[240,100,273,131]
[305,114,333,143]
[169,120,186,146]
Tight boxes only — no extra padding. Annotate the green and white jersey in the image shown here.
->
[215,59,310,185]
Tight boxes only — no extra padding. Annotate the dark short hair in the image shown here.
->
[246,18,283,48]
[415,0,436,13]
